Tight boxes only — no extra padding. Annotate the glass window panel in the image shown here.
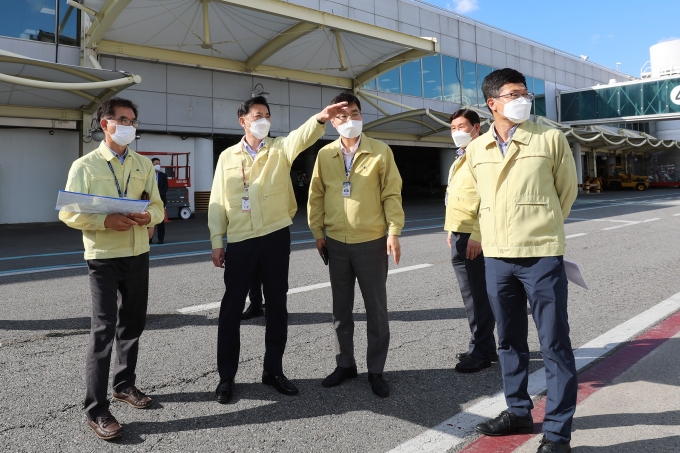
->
[641,80,666,116]
[461,60,477,106]
[401,59,423,97]
[377,68,400,94]
[560,90,598,122]
[0,0,56,43]
[58,0,80,46]
[667,79,680,115]
[422,55,442,100]
[619,84,643,117]
[597,87,619,119]
[362,78,376,90]
[442,55,461,103]
[476,64,492,108]
[533,78,546,116]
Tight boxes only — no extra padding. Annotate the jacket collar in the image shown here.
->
[96,141,130,162]
[331,133,373,157]
[479,120,535,150]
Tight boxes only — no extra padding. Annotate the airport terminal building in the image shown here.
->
[1,0,679,224]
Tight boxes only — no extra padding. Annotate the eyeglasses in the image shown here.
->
[334,112,362,122]
[106,117,140,128]
[495,92,534,102]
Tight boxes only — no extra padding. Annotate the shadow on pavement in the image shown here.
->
[571,435,680,452]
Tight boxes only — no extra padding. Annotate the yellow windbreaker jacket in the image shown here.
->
[307,134,404,244]
[444,152,481,242]
[465,120,578,258]
[59,142,164,260]
[208,115,325,247]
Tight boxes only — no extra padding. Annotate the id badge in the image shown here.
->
[444,192,448,206]
[342,181,351,197]
[242,196,250,212]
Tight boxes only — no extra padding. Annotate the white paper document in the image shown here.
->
[564,259,588,290]
[56,190,149,215]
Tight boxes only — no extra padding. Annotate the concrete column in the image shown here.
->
[572,142,583,190]
[440,148,457,185]
[193,137,214,212]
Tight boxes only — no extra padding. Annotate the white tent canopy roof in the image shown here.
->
[0,54,142,121]
[83,0,439,88]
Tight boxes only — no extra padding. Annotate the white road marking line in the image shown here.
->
[177,264,433,314]
[673,213,680,216]
[642,218,661,222]
[388,292,680,453]
[566,233,587,238]
[601,222,640,231]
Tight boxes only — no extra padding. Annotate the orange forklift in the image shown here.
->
[138,152,193,219]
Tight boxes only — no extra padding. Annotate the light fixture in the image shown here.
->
[616,62,621,71]
[580,55,589,61]
[251,82,269,98]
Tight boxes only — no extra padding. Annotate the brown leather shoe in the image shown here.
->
[87,412,123,440]
[113,386,152,409]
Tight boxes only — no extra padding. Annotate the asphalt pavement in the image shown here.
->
[2,190,680,452]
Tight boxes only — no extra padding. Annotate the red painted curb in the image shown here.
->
[460,309,680,453]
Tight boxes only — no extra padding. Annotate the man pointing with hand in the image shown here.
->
[308,92,404,398]
[208,95,349,403]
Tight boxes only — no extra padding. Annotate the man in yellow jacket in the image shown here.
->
[466,69,578,453]
[59,97,164,441]
[209,96,348,403]
[308,92,404,398]
[445,108,497,374]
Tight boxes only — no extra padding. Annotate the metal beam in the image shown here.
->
[0,56,104,83]
[365,131,453,144]
[246,22,318,70]
[202,0,212,48]
[0,105,83,121]
[86,0,134,48]
[0,72,141,91]
[98,40,353,88]
[333,30,348,72]
[354,49,433,87]
[215,0,438,53]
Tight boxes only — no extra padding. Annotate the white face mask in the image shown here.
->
[337,120,362,139]
[451,128,478,148]
[153,164,161,172]
[247,118,271,140]
[501,97,532,124]
[109,124,137,146]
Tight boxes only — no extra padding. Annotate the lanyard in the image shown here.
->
[240,153,249,195]
[107,160,131,198]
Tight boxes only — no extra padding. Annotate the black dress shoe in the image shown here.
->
[368,373,389,398]
[158,239,164,244]
[215,379,235,404]
[321,365,358,387]
[241,303,264,320]
[455,355,491,373]
[456,352,499,362]
[475,410,534,436]
[536,435,571,453]
[262,371,298,395]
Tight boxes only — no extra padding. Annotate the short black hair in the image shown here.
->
[330,92,361,112]
[238,95,270,118]
[450,108,481,126]
[151,157,160,163]
[481,68,527,109]
[97,97,139,123]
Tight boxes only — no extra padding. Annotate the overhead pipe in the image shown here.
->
[0,73,141,90]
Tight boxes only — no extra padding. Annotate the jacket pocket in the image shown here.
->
[261,184,288,225]
[509,195,557,246]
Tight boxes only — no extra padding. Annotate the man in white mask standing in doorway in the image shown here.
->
[464,69,578,453]
[209,95,348,404]
[59,97,164,441]
[308,92,404,398]
[445,108,497,374]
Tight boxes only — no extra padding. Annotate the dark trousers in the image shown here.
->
[326,236,390,373]
[249,273,263,307]
[450,232,496,360]
[217,227,290,380]
[153,220,165,241]
[485,256,577,444]
[84,253,149,420]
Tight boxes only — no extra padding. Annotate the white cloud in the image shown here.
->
[447,0,479,14]
[658,36,680,43]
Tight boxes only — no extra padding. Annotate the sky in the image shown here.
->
[427,0,679,77]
